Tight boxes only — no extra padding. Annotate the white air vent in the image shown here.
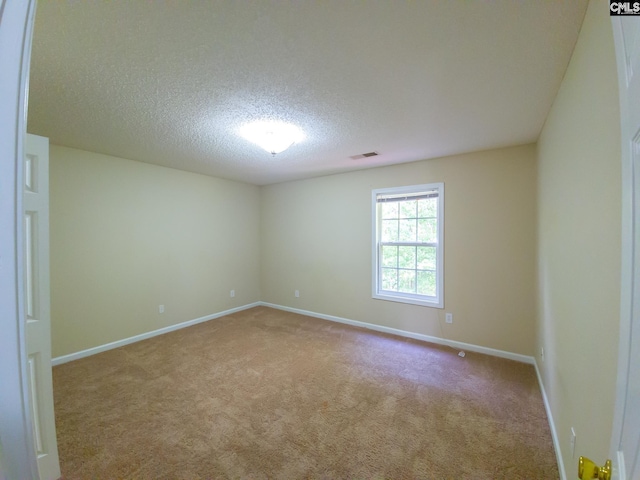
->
[350,151,379,160]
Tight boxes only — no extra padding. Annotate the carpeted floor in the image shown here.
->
[53,306,559,479]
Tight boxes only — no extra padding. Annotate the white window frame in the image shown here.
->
[372,183,444,308]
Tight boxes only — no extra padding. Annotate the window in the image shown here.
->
[372,183,443,308]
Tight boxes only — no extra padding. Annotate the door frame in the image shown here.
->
[0,1,38,479]
[610,16,638,480]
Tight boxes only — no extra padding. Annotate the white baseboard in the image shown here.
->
[533,360,566,480]
[51,302,261,366]
[259,302,535,365]
[53,301,533,367]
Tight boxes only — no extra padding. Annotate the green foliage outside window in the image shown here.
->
[379,196,438,297]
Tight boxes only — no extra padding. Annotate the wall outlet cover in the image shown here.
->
[570,427,576,458]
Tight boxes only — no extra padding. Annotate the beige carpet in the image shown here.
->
[53,306,559,479]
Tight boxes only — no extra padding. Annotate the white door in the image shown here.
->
[24,133,61,480]
[610,16,640,480]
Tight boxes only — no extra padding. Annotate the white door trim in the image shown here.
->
[0,1,39,479]
[610,16,638,480]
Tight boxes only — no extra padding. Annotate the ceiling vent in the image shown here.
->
[350,151,379,160]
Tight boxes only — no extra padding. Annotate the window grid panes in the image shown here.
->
[374,184,443,306]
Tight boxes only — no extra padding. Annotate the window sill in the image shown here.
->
[372,292,443,309]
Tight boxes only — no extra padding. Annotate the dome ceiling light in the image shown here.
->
[239,121,304,156]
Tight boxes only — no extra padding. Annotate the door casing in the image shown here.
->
[610,15,640,480]
[0,1,39,479]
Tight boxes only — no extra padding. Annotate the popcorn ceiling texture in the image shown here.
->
[28,1,587,185]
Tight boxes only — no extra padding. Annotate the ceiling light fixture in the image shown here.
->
[239,121,304,156]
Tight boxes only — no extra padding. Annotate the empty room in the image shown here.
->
[2,0,636,479]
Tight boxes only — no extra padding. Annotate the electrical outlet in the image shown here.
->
[541,347,545,362]
[570,427,576,458]
[445,313,453,324]
[295,290,300,298]
[230,289,235,298]
[159,305,165,314]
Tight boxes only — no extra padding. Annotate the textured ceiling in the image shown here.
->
[28,1,588,185]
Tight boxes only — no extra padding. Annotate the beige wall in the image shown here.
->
[536,1,621,478]
[261,144,537,356]
[50,146,261,357]
[52,143,537,359]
